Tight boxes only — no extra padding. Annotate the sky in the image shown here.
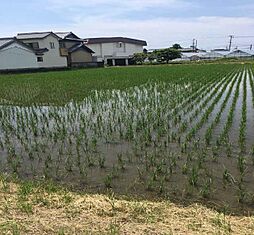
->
[1,0,254,50]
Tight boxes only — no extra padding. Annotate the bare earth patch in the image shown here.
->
[0,179,254,235]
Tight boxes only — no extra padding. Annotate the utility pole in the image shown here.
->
[192,39,196,52]
[195,40,198,51]
[228,35,234,51]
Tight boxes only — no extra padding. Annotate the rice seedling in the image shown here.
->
[200,177,213,198]
[188,165,199,187]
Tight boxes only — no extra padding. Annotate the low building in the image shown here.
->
[201,51,225,60]
[56,32,95,67]
[84,37,147,66]
[16,32,67,68]
[181,52,206,61]
[172,57,190,62]
[241,49,254,57]
[226,49,253,58]
[0,37,38,70]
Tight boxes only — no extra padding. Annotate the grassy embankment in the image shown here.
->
[1,176,254,235]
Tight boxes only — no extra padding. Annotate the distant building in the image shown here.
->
[84,37,147,66]
[181,52,207,61]
[0,37,38,70]
[201,51,225,60]
[180,48,254,61]
[226,49,253,58]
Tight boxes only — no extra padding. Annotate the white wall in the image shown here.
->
[87,42,144,62]
[21,35,67,68]
[0,44,38,70]
[226,51,251,58]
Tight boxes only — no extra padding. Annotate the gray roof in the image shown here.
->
[68,43,94,54]
[84,37,147,46]
[0,38,14,48]
[242,49,254,55]
[55,32,71,39]
[55,32,81,40]
[227,49,253,57]
[17,32,60,40]
[0,37,35,52]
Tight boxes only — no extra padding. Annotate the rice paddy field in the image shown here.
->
[1,63,254,234]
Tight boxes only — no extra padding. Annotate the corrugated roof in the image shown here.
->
[84,37,147,46]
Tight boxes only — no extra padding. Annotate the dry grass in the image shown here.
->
[0,178,254,235]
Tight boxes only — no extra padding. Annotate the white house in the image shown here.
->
[0,37,38,70]
[16,32,67,68]
[84,37,147,66]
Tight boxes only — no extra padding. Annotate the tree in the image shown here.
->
[171,43,182,50]
[147,52,157,63]
[155,48,181,63]
[133,53,147,64]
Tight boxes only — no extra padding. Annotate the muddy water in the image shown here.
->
[228,71,244,147]
[196,73,238,142]
[211,72,241,144]
[178,75,233,140]
[246,70,254,150]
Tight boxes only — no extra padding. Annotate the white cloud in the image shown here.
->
[1,8,254,50]
[68,16,254,49]
[40,0,254,49]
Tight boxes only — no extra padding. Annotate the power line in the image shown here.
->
[234,36,254,38]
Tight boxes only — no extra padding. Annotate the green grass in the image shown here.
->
[0,64,240,105]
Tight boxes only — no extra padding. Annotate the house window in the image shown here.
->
[27,42,39,49]
[37,57,43,62]
[50,42,55,49]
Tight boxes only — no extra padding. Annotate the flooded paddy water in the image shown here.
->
[0,65,254,214]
